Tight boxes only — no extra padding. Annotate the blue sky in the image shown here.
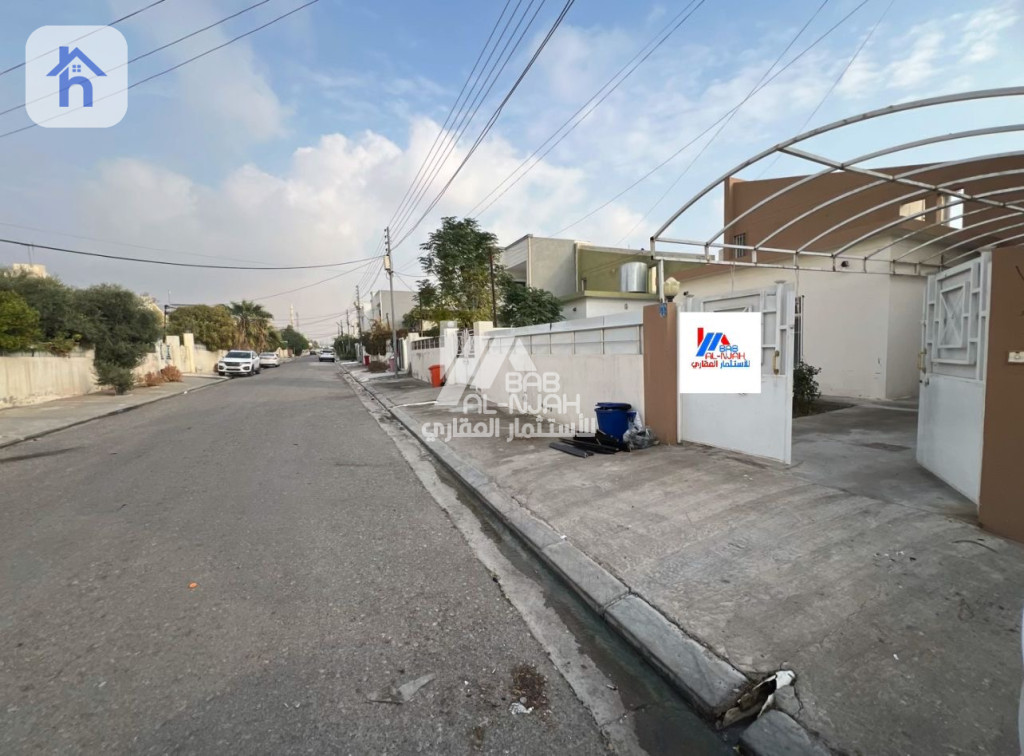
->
[0,0,1021,339]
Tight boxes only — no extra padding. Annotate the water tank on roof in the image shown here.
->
[620,261,648,293]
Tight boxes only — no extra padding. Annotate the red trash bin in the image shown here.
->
[428,364,443,388]
[363,355,370,366]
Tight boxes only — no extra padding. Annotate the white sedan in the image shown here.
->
[259,352,281,368]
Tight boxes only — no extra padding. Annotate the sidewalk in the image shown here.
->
[347,366,1024,755]
[0,376,225,448]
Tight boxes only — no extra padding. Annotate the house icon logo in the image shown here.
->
[47,46,106,108]
[26,26,127,128]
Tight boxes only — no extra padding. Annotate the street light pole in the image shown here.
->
[384,226,399,377]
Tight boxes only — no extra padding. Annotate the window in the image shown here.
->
[944,188,965,230]
[898,199,926,218]
[732,233,748,259]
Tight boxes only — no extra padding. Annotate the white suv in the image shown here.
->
[318,348,336,363]
[217,350,262,377]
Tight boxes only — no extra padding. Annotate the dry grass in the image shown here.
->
[367,360,389,373]
[160,365,183,382]
[142,371,165,387]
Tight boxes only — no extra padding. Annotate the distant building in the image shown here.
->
[10,263,48,278]
[502,235,660,320]
[370,289,416,329]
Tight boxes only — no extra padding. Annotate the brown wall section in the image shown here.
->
[979,247,1024,542]
[643,303,678,444]
[720,156,1024,262]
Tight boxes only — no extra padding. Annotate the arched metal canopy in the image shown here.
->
[649,87,1024,287]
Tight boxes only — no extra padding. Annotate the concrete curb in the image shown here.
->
[0,377,227,450]
[348,369,835,754]
[349,374,747,703]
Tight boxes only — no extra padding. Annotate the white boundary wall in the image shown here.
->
[467,313,646,427]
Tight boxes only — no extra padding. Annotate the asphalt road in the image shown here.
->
[0,359,609,754]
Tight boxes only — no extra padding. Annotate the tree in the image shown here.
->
[418,217,500,327]
[0,290,41,352]
[228,300,274,351]
[361,319,392,355]
[0,269,82,353]
[498,281,564,328]
[280,325,310,354]
[74,285,160,371]
[333,334,357,360]
[167,304,235,350]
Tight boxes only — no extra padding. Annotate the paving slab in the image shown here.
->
[351,366,1024,755]
[0,376,225,448]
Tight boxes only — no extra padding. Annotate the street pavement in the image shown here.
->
[0,360,609,754]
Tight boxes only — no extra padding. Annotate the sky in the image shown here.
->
[0,0,1021,341]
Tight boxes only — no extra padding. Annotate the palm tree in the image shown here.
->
[228,300,274,351]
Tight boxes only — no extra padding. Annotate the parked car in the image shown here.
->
[217,350,261,377]
[318,348,336,363]
[259,352,281,368]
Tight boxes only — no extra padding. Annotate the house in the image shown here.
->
[370,289,416,329]
[654,155,1024,401]
[46,46,105,108]
[501,235,695,320]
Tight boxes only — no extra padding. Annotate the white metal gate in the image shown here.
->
[917,251,991,503]
[679,282,796,463]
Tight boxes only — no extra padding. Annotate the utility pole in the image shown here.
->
[488,249,497,326]
[355,285,363,361]
[384,227,399,377]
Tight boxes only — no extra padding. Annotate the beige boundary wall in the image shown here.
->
[0,348,97,409]
[0,335,234,409]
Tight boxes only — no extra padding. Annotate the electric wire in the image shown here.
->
[385,0,515,234]
[391,0,576,253]
[0,236,376,270]
[255,258,378,301]
[0,219,280,267]
[0,0,276,119]
[0,0,170,78]
[0,0,321,139]
[613,0,831,245]
[549,0,870,239]
[752,0,893,180]
[389,0,547,242]
[467,0,707,219]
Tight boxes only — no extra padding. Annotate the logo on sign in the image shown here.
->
[679,312,762,393]
[693,327,751,369]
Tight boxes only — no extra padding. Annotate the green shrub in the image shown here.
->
[0,290,41,352]
[95,362,136,395]
[793,361,822,415]
[367,360,388,373]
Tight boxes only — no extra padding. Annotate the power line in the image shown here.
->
[614,0,831,245]
[0,0,170,78]
[385,0,516,233]
[468,0,707,219]
[0,0,275,119]
[550,0,870,240]
[752,0,893,180]
[256,258,378,301]
[0,219,279,266]
[0,0,321,139]
[389,0,546,242]
[391,0,576,252]
[0,236,376,270]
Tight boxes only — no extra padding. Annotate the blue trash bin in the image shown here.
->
[595,402,635,441]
